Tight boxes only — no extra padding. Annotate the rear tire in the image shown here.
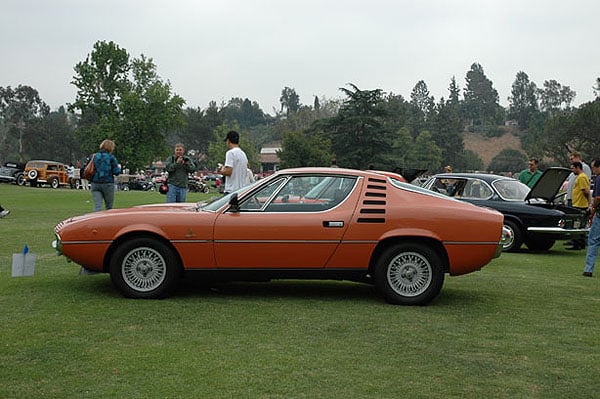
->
[374,243,445,305]
[110,237,181,299]
[49,176,60,189]
[525,237,555,251]
[503,220,523,252]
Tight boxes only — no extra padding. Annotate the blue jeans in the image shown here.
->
[167,184,188,203]
[91,182,115,211]
[584,214,600,273]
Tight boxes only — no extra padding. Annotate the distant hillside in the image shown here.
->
[463,131,524,168]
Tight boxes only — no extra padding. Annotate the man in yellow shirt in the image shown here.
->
[568,161,590,250]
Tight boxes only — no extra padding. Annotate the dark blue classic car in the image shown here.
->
[422,167,589,252]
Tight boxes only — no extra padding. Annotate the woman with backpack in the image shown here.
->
[90,139,121,211]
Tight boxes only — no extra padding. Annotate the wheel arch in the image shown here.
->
[103,231,183,273]
[369,236,449,275]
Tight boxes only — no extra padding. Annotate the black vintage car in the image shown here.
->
[0,161,26,185]
[422,167,589,252]
[123,179,156,191]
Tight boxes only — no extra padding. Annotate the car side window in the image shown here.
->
[238,175,356,213]
[238,178,287,211]
[462,180,493,199]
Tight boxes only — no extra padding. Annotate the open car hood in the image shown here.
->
[525,167,571,202]
[392,167,429,182]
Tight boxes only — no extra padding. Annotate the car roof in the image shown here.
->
[431,172,508,184]
[27,160,65,165]
[274,167,404,181]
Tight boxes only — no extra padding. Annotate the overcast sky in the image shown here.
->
[2,0,598,114]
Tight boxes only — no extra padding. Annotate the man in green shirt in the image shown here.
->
[518,158,543,188]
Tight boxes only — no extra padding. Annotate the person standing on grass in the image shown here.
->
[566,151,591,207]
[567,161,590,250]
[165,143,196,203]
[218,130,248,194]
[518,158,543,188]
[90,139,121,212]
[583,159,600,277]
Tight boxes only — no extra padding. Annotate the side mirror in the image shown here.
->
[228,193,240,212]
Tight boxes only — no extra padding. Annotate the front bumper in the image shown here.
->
[527,226,589,237]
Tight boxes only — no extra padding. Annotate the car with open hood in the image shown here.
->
[53,167,505,305]
[422,167,589,252]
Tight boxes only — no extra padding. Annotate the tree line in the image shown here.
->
[1,40,599,174]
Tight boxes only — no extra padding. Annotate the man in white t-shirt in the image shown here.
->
[218,130,248,194]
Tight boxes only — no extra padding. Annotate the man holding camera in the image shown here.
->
[165,143,196,203]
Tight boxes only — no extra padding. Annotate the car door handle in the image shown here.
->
[323,221,344,228]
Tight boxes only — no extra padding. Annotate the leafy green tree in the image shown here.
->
[542,100,600,163]
[448,76,461,106]
[29,106,79,163]
[0,85,50,161]
[280,87,301,116]
[460,149,484,171]
[69,41,185,171]
[594,78,600,98]
[319,84,392,169]
[409,80,434,136]
[508,71,538,129]
[411,130,443,170]
[488,149,527,174]
[179,105,224,160]
[279,130,332,168]
[221,97,266,128]
[538,79,576,114]
[463,63,502,130]
[430,97,465,169]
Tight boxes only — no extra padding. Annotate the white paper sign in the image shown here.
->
[12,253,36,277]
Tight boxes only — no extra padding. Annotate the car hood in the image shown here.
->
[525,167,570,202]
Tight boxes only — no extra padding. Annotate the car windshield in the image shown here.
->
[492,179,530,201]
[199,180,261,212]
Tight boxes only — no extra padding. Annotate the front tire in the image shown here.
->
[110,237,181,299]
[16,173,25,186]
[374,243,445,305]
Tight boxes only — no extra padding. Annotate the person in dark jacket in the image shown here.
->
[165,143,196,202]
[90,139,121,211]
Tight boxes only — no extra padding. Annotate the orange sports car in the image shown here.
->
[53,168,505,305]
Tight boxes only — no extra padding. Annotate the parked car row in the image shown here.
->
[0,159,220,193]
[421,167,589,252]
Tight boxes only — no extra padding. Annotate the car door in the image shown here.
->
[213,174,359,268]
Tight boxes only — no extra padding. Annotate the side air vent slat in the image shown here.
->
[363,200,386,205]
[365,192,386,197]
[360,209,385,214]
[357,218,386,223]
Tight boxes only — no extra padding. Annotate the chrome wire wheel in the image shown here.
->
[502,223,516,250]
[121,246,167,292]
[386,251,432,297]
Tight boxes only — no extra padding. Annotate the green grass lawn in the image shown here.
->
[1,183,598,398]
